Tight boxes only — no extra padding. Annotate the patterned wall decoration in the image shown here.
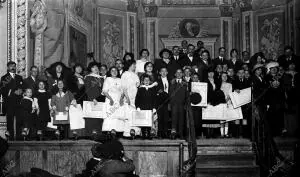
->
[257,11,284,60]
[223,20,229,50]
[168,19,209,38]
[129,15,135,53]
[15,0,28,77]
[99,13,124,66]
[244,14,250,53]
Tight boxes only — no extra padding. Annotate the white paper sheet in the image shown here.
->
[132,110,153,127]
[83,101,106,118]
[191,82,208,107]
[69,104,85,130]
[229,87,251,108]
[55,112,68,120]
[47,116,57,129]
[202,104,243,121]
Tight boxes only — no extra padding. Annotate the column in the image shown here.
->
[30,0,47,70]
[219,5,233,58]
[11,0,29,78]
[242,11,254,55]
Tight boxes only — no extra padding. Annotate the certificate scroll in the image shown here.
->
[53,112,69,125]
[83,101,106,119]
[132,110,153,127]
[229,87,251,108]
[191,82,208,107]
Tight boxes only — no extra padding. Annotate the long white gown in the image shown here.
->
[120,71,141,137]
[101,77,125,132]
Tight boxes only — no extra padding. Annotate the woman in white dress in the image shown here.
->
[102,66,124,132]
[220,72,233,137]
[136,49,150,77]
[121,60,141,137]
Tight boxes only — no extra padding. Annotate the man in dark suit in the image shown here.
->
[154,48,180,80]
[213,47,229,68]
[169,69,188,139]
[170,46,182,65]
[24,66,39,94]
[197,50,213,82]
[156,67,170,138]
[178,44,199,68]
[0,61,23,140]
[232,68,248,91]
[278,46,300,71]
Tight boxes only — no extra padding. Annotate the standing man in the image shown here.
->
[0,61,23,140]
[24,66,39,94]
[169,69,188,139]
[179,44,199,68]
[242,51,250,64]
[278,46,299,71]
[213,47,229,68]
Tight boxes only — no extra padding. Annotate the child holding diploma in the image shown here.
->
[135,74,157,139]
[18,88,38,140]
[51,80,76,139]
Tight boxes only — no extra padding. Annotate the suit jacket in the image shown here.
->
[213,57,230,68]
[154,58,181,80]
[232,77,248,91]
[228,59,243,72]
[196,59,213,82]
[178,55,200,68]
[135,86,157,110]
[156,77,170,104]
[24,76,39,93]
[169,79,188,105]
[100,159,135,177]
[252,75,267,105]
[170,55,182,66]
[278,54,299,71]
[0,73,23,115]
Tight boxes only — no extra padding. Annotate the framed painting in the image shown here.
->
[257,10,285,60]
[97,8,125,67]
[69,26,87,67]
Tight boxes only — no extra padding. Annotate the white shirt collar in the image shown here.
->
[38,89,46,93]
[31,76,36,82]
[9,72,15,78]
[56,91,65,97]
[161,77,168,81]
[23,96,33,102]
[86,73,101,78]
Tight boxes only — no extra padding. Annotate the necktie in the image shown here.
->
[164,83,167,91]
[12,73,15,79]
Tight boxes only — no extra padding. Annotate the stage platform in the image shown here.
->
[6,139,187,177]
[5,138,297,177]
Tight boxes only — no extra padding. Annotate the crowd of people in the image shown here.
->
[0,39,299,140]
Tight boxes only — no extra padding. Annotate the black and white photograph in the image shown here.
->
[0,0,300,177]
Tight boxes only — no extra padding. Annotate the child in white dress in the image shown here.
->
[120,60,141,137]
[220,72,233,137]
[102,67,124,133]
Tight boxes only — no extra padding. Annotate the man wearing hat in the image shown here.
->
[154,48,180,80]
[0,61,23,140]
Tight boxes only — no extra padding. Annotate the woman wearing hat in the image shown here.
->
[79,140,136,177]
[264,62,285,136]
[154,48,180,80]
